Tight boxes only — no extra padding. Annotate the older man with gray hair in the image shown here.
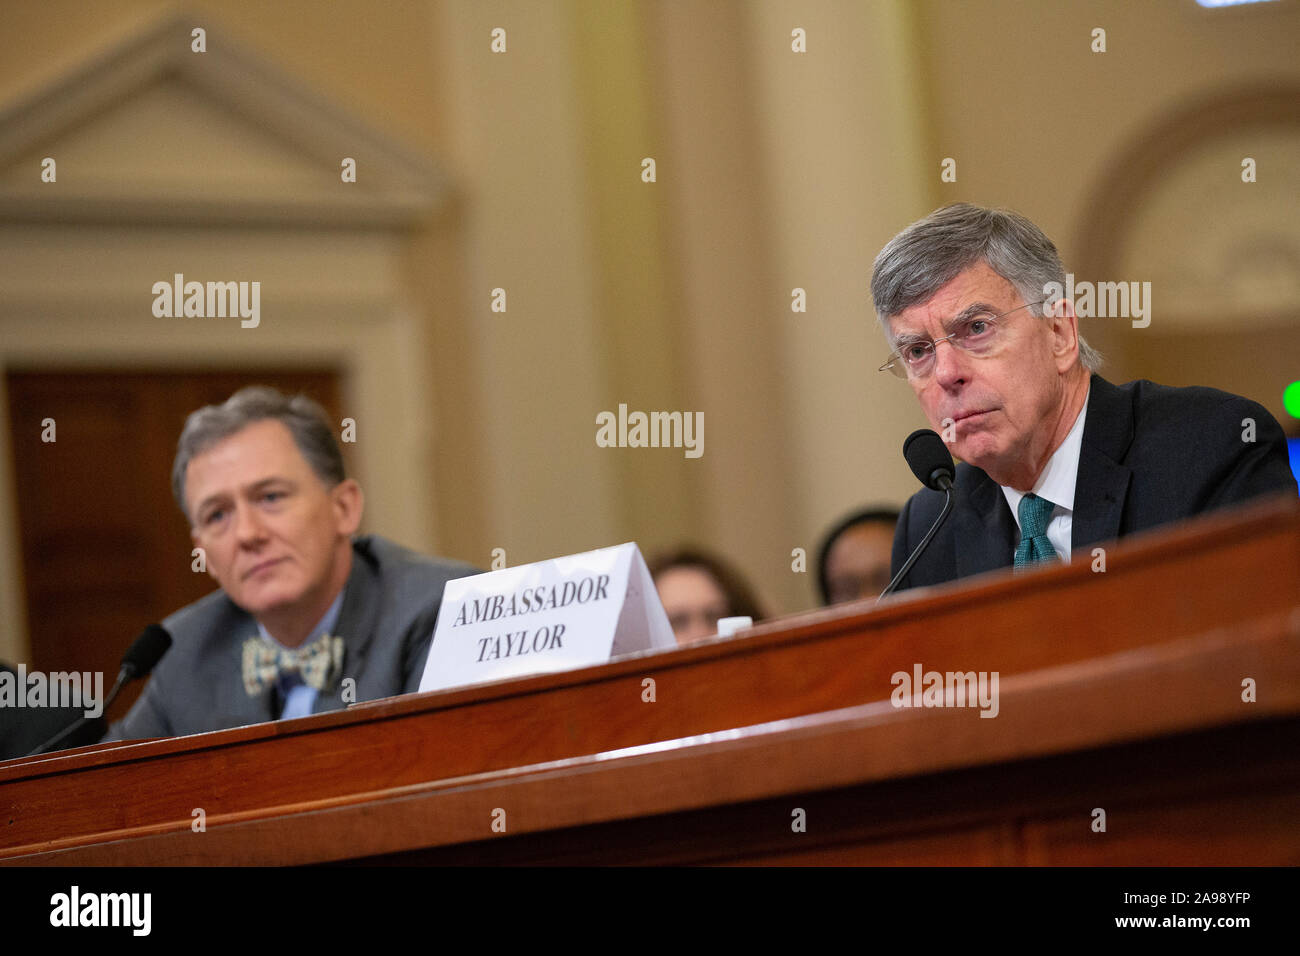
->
[874,203,1296,591]
[105,386,477,741]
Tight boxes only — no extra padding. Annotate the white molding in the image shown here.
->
[0,375,28,667]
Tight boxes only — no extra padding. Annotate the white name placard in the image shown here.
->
[418,542,675,693]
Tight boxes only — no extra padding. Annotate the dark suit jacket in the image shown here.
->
[891,374,1298,591]
[104,535,478,741]
[0,663,106,759]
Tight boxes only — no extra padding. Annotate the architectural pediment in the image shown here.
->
[0,10,446,226]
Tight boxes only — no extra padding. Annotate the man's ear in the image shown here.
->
[331,478,364,536]
[1046,296,1080,373]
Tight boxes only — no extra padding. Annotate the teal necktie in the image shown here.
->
[1013,493,1058,569]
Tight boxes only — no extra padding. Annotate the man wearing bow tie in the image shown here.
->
[874,203,1297,591]
[104,387,477,741]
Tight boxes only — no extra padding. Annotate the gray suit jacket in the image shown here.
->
[105,535,478,741]
[891,374,1298,591]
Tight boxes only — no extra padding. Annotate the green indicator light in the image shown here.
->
[1286,381,1300,420]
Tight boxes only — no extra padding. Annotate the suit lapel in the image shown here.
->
[954,464,1019,579]
[1071,375,1134,550]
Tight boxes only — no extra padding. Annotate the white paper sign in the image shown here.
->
[418,542,676,693]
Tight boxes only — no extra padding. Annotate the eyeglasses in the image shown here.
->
[877,300,1042,380]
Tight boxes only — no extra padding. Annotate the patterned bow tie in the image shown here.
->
[242,635,344,697]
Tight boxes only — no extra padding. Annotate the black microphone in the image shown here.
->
[903,428,956,492]
[879,429,957,598]
[23,624,172,758]
[118,623,172,683]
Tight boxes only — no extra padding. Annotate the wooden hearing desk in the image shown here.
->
[2,496,1297,865]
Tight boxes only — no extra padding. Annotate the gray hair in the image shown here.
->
[172,386,345,523]
[871,202,1102,372]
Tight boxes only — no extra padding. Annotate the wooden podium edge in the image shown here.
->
[3,493,1296,785]
[6,603,1296,865]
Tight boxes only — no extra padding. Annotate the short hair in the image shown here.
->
[815,507,900,604]
[871,202,1102,372]
[647,547,766,623]
[172,386,344,523]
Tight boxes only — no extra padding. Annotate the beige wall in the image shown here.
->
[0,0,1295,662]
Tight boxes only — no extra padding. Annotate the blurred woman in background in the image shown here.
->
[648,547,765,645]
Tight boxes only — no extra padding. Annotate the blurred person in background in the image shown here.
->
[648,547,765,645]
[816,507,900,605]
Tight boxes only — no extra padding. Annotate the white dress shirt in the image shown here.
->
[1000,386,1089,564]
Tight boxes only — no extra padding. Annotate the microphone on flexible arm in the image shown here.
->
[23,624,173,758]
[878,428,957,599]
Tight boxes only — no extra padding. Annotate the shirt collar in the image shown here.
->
[256,589,345,651]
[1001,384,1089,522]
